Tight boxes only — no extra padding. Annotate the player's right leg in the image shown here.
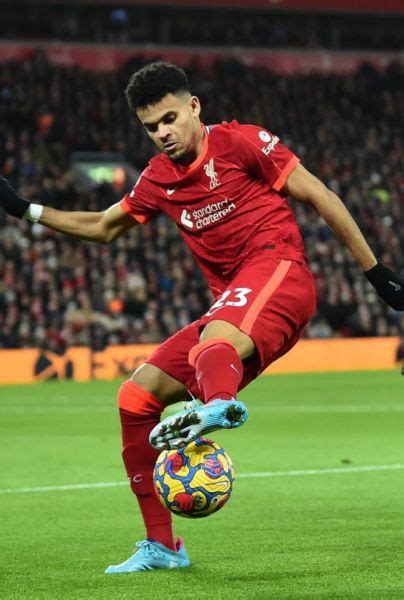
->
[105,364,191,574]
[106,318,254,573]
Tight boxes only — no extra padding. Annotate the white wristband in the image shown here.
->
[24,203,44,223]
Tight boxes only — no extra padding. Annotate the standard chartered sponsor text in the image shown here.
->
[192,199,236,229]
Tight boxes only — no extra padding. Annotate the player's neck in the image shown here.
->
[193,123,206,159]
[178,124,206,167]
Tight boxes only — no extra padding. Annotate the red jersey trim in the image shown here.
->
[272,155,300,192]
[119,198,148,224]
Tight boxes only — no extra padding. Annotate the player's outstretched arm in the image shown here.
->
[0,176,136,243]
[283,164,404,311]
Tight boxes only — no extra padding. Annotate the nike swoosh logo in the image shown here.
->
[230,363,241,376]
[388,281,402,291]
[167,188,177,196]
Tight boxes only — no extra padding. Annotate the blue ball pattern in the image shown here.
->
[153,437,235,518]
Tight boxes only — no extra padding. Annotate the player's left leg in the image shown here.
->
[150,254,317,450]
[149,321,252,450]
[192,318,254,400]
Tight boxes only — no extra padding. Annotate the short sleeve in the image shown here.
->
[119,169,160,224]
[235,124,299,191]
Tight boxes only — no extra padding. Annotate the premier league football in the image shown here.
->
[153,438,235,518]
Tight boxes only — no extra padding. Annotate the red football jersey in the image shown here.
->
[120,120,304,296]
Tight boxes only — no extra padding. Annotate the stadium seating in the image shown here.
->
[0,56,403,348]
[1,3,402,50]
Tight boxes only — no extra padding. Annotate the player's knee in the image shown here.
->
[117,379,164,418]
[130,363,162,397]
[129,362,187,406]
[200,320,254,360]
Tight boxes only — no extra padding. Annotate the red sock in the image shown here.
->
[118,381,176,551]
[189,339,243,403]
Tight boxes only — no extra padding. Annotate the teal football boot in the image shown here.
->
[105,538,190,573]
[149,398,248,450]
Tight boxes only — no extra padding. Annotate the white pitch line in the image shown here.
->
[1,464,403,495]
[237,464,404,478]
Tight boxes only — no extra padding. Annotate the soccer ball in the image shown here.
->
[153,438,235,518]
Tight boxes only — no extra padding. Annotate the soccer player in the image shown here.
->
[1,62,403,573]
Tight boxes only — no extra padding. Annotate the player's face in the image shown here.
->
[137,93,203,164]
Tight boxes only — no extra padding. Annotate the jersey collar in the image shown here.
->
[175,124,209,174]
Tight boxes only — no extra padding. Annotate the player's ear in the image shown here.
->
[189,96,201,118]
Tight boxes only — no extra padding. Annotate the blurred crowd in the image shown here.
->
[1,3,403,51]
[0,55,403,349]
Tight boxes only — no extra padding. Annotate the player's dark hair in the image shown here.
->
[125,62,191,110]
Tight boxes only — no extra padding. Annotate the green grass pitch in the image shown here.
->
[1,371,403,599]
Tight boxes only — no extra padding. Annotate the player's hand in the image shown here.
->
[365,262,404,311]
[0,176,30,218]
